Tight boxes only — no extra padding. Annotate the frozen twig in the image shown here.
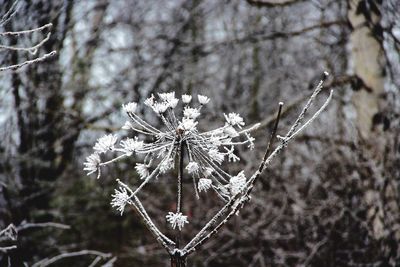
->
[0,50,56,72]
[32,250,112,267]
[183,73,333,256]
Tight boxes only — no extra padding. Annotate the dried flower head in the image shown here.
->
[83,153,101,176]
[111,187,132,215]
[93,134,118,154]
[84,92,258,216]
[182,94,192,104]
[198,178,212,192]
[229,171,247,195]
[166,212,189,230]
[122,102,138,114]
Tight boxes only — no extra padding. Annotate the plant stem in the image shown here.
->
[171,254,187,267]
[171,140,186,267]
[176,140,185,247]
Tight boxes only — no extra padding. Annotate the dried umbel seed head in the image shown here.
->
[84,92,259,226]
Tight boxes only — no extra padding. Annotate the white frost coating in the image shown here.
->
[83,153,101,175]
[122,102,137,114]
[120,137,144,155]
[198,178,212,192]
[166,212,189,230]
[135,163,149,180]
[111,187,131,215]
[186,161,199,174]
[229,171,246,195]
[182,94,192,103]
[93,134,118,154]
[197,94,210,105]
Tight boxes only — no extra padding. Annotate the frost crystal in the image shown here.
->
[179,118,198,131]
[135,163,149,179]
[198,178,212,192]
[122,121,132,130]
[83,153,101,175]
[182,94,192,103]
[186,162,199,174]
[160,158,174,174]
[111,187,131,215]
[122,102,137,114]
[224,113,245,127]
[166,212,189,230]
[229,171,247,195]
[183,107,200,119]
[93,134,118,154]
[120,137,144,155]
[198,94,210,105]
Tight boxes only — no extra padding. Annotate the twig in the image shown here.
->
[182,72,333,256]
[0,0,20,26]
[0,23,52,36]
[0,51,57,72]
[259,102,283,173]
[17,221,70,231]
[32,250,111,267]
[0,245,17,253]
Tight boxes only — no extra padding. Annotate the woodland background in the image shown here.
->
[0,0,399,266]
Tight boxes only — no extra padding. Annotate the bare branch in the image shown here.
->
[0,50,56,72]
[32,250,112,267]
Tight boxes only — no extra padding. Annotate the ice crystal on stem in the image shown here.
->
[166,212,189,230]
[83,153,101,176]
[198,178,212,192]
[111,187,132,215]
[93,134,118,154]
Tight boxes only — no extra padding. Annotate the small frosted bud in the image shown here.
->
[186,161,199,174]
[198,94,210,105]
[122,102,137,114]
[182,94,192,103]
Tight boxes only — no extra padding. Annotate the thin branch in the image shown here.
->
[0,0,20,26]
[0,32,51,53]
[0,51,57,72]
[17,221,70,231]
[0,245,17,253]
[117,180,175,253]
[32,250,111,267]
[259,102,283,173]
[183,102,284,256]
[182,73,333,256]
[0,23,52,36]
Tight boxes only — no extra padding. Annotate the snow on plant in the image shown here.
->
[84,72,333,266]
[84,91,257,217]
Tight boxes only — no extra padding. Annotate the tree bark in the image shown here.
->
[348,0,385,141]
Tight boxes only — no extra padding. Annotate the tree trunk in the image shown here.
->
[348,0,400,244]
[348,0,385,142]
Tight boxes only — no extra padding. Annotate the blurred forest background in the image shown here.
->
[0,0,399,266]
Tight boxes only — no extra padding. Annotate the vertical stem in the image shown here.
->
[171,255,187,267]
[171,140,186,267]
[176,140,185,248]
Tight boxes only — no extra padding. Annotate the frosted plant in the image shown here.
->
[111,187,132,215]
[84,72,333,266]
[198,178,212,192]
[166,212,189,230]
[84,91,258,212]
